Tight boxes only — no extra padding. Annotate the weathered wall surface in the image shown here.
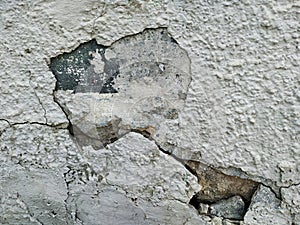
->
[0,0,299,224]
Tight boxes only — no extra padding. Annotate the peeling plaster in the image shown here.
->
[1,0,299,224]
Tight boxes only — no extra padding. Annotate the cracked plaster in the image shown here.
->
[1,0,299,224]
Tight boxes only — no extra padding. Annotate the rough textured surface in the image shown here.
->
[64,133,203,225]
[244,185,293,225]
[1,0,299,224]
[281,184,300,224]
[1,163,68,224]
[210,196,245,220]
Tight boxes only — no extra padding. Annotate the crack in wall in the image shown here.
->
[0,118,66,130]
[28,71,48,124]
[47,28,296,223]
[54,113,290,222]
[52,92,74,135]
[62,168,73,224]
[0,119,65,132]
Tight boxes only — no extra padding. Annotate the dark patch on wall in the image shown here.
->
[49,28,187,95]
[95,118,123,146]
[50,40,119,93]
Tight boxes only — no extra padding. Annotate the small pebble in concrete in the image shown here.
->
[209,195,245,220]
[198,203,209,214]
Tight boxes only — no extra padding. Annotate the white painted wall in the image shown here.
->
[1,1,299,224]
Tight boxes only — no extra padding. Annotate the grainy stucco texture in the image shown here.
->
[0,0,299,224]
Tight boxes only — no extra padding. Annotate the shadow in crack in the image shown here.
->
[186,160,259,221]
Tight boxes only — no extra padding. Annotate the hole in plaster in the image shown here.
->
[186,160,259,221]
[50,39,119,93]
[50,28,192,149]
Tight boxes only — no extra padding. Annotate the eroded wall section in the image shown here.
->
[1,0,299,225]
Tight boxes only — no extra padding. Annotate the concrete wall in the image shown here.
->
[1,0,299,224]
